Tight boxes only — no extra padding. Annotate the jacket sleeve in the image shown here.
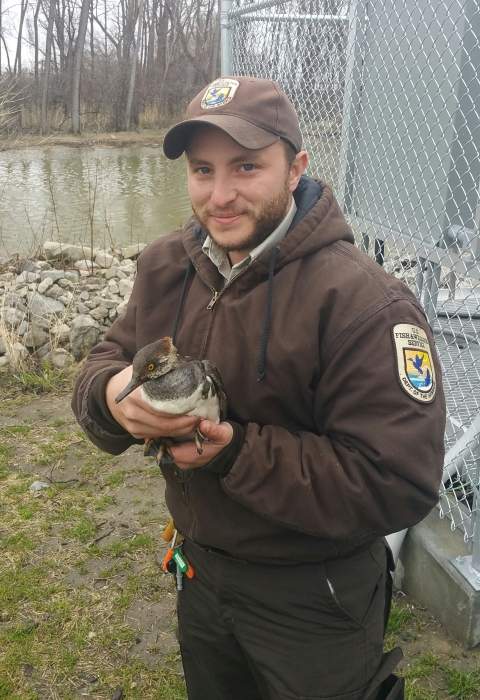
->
[71,273,143,455]
[219,303,446,540]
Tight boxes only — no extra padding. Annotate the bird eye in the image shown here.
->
[147,363,155,371]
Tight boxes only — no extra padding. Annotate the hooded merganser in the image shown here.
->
[115,337,227,465]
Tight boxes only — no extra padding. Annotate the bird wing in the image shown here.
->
[202,360,228,421]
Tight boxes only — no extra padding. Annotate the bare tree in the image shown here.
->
[71,0,91,132]
[41,0,56,134]
[14,0,28,74]
[125,0,144,129]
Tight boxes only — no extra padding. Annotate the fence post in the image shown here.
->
[221,0,233,76]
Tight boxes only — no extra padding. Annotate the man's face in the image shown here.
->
[185,125,306,257]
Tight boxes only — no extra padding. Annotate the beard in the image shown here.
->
[192,181,291,253]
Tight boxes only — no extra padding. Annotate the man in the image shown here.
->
[72,76,446,700]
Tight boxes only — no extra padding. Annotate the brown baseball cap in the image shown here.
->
[163,76,302,160]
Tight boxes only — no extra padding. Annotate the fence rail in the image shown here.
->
[224,0,480,577]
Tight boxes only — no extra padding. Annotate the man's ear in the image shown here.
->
[289,151,309,192]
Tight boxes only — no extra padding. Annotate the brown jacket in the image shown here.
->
[72,177,446,563]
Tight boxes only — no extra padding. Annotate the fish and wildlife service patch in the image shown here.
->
[201,79,240,110]
[393,324,436,403]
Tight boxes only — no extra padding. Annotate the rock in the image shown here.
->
[49,348,74,368]
[34,261,52,271]
[26,291,66,318]
[37,342,52,359]
[95,251,118,268]
[108,308,118,321]
[117,270,128,280]
[75,259,100,271]
[57,278,72,288]
[89,306,109,321]
[118,279,134,297]
[38,277,54,294]
[17,286,28,298]
[3,292,27,311]
[17,259,38,273]
[116,299,129,316]
[76,302,90,314]
[43,242,93,262]
[0,336,5,354]
[42,242,62,259]
[79,291,90,301]
[51,323,70,344]
[0,272,15,281]
[40,270,65,282]
[108,281,120,295]
[44,286,65,300]
[29,480,50,492]
[1,307,24,328]
[98,298,117,309]
[16,271,38,284]
[12,342,29,360]
[16,321,28,336]
[23,327,49,348]
[105,266,118,280]
[65,271,80,283]
[120,243,147,259]
[70,315,102,360]
[0,356,8,366]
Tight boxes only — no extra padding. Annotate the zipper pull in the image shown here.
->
[207,291,219,309]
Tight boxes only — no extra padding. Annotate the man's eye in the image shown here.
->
[241,164,255,172]
[197,167,211,175]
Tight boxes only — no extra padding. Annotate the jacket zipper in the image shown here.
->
[196,267,250,356]
[202,267,249,310]
[207,291,220,309]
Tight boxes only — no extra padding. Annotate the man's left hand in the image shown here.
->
[165,420,234,470]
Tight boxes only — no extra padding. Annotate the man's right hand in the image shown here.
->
[105,365,200,440]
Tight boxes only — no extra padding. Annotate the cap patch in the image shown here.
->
[393,324,436,402]
[201,79,239,110]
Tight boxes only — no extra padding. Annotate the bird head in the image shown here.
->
[115,337,179,403]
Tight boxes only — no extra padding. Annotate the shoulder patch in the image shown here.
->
[392,324,436,403]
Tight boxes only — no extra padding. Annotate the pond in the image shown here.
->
[0,146,192,256]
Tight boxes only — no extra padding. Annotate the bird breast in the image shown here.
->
[140,364,220,423]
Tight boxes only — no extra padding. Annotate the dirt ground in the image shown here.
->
[1,374,480,699]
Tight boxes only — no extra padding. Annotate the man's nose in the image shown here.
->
[210,176,236,209]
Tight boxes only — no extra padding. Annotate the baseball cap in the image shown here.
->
[163,76,302,160]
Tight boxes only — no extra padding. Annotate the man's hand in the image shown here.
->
[169,420,234,470]
[106,365,200,440]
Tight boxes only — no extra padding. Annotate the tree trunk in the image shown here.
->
[125,0,144,130]
[71,0,91,133]
[41,0,56,135]
[34,0,41,84]
[14,0,28,74]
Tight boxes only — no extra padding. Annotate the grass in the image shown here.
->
[2,377,480,699]
[0,381,184,698]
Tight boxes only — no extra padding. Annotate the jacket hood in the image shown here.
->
[183,176,354,274]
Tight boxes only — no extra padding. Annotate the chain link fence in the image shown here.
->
[225,0,480,560]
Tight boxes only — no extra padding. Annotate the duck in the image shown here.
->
[115,337,227,467]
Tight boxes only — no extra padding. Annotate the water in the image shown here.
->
[0,146,192,256]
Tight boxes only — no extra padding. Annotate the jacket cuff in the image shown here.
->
[200,421,245,477]
[87,366,134,437]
